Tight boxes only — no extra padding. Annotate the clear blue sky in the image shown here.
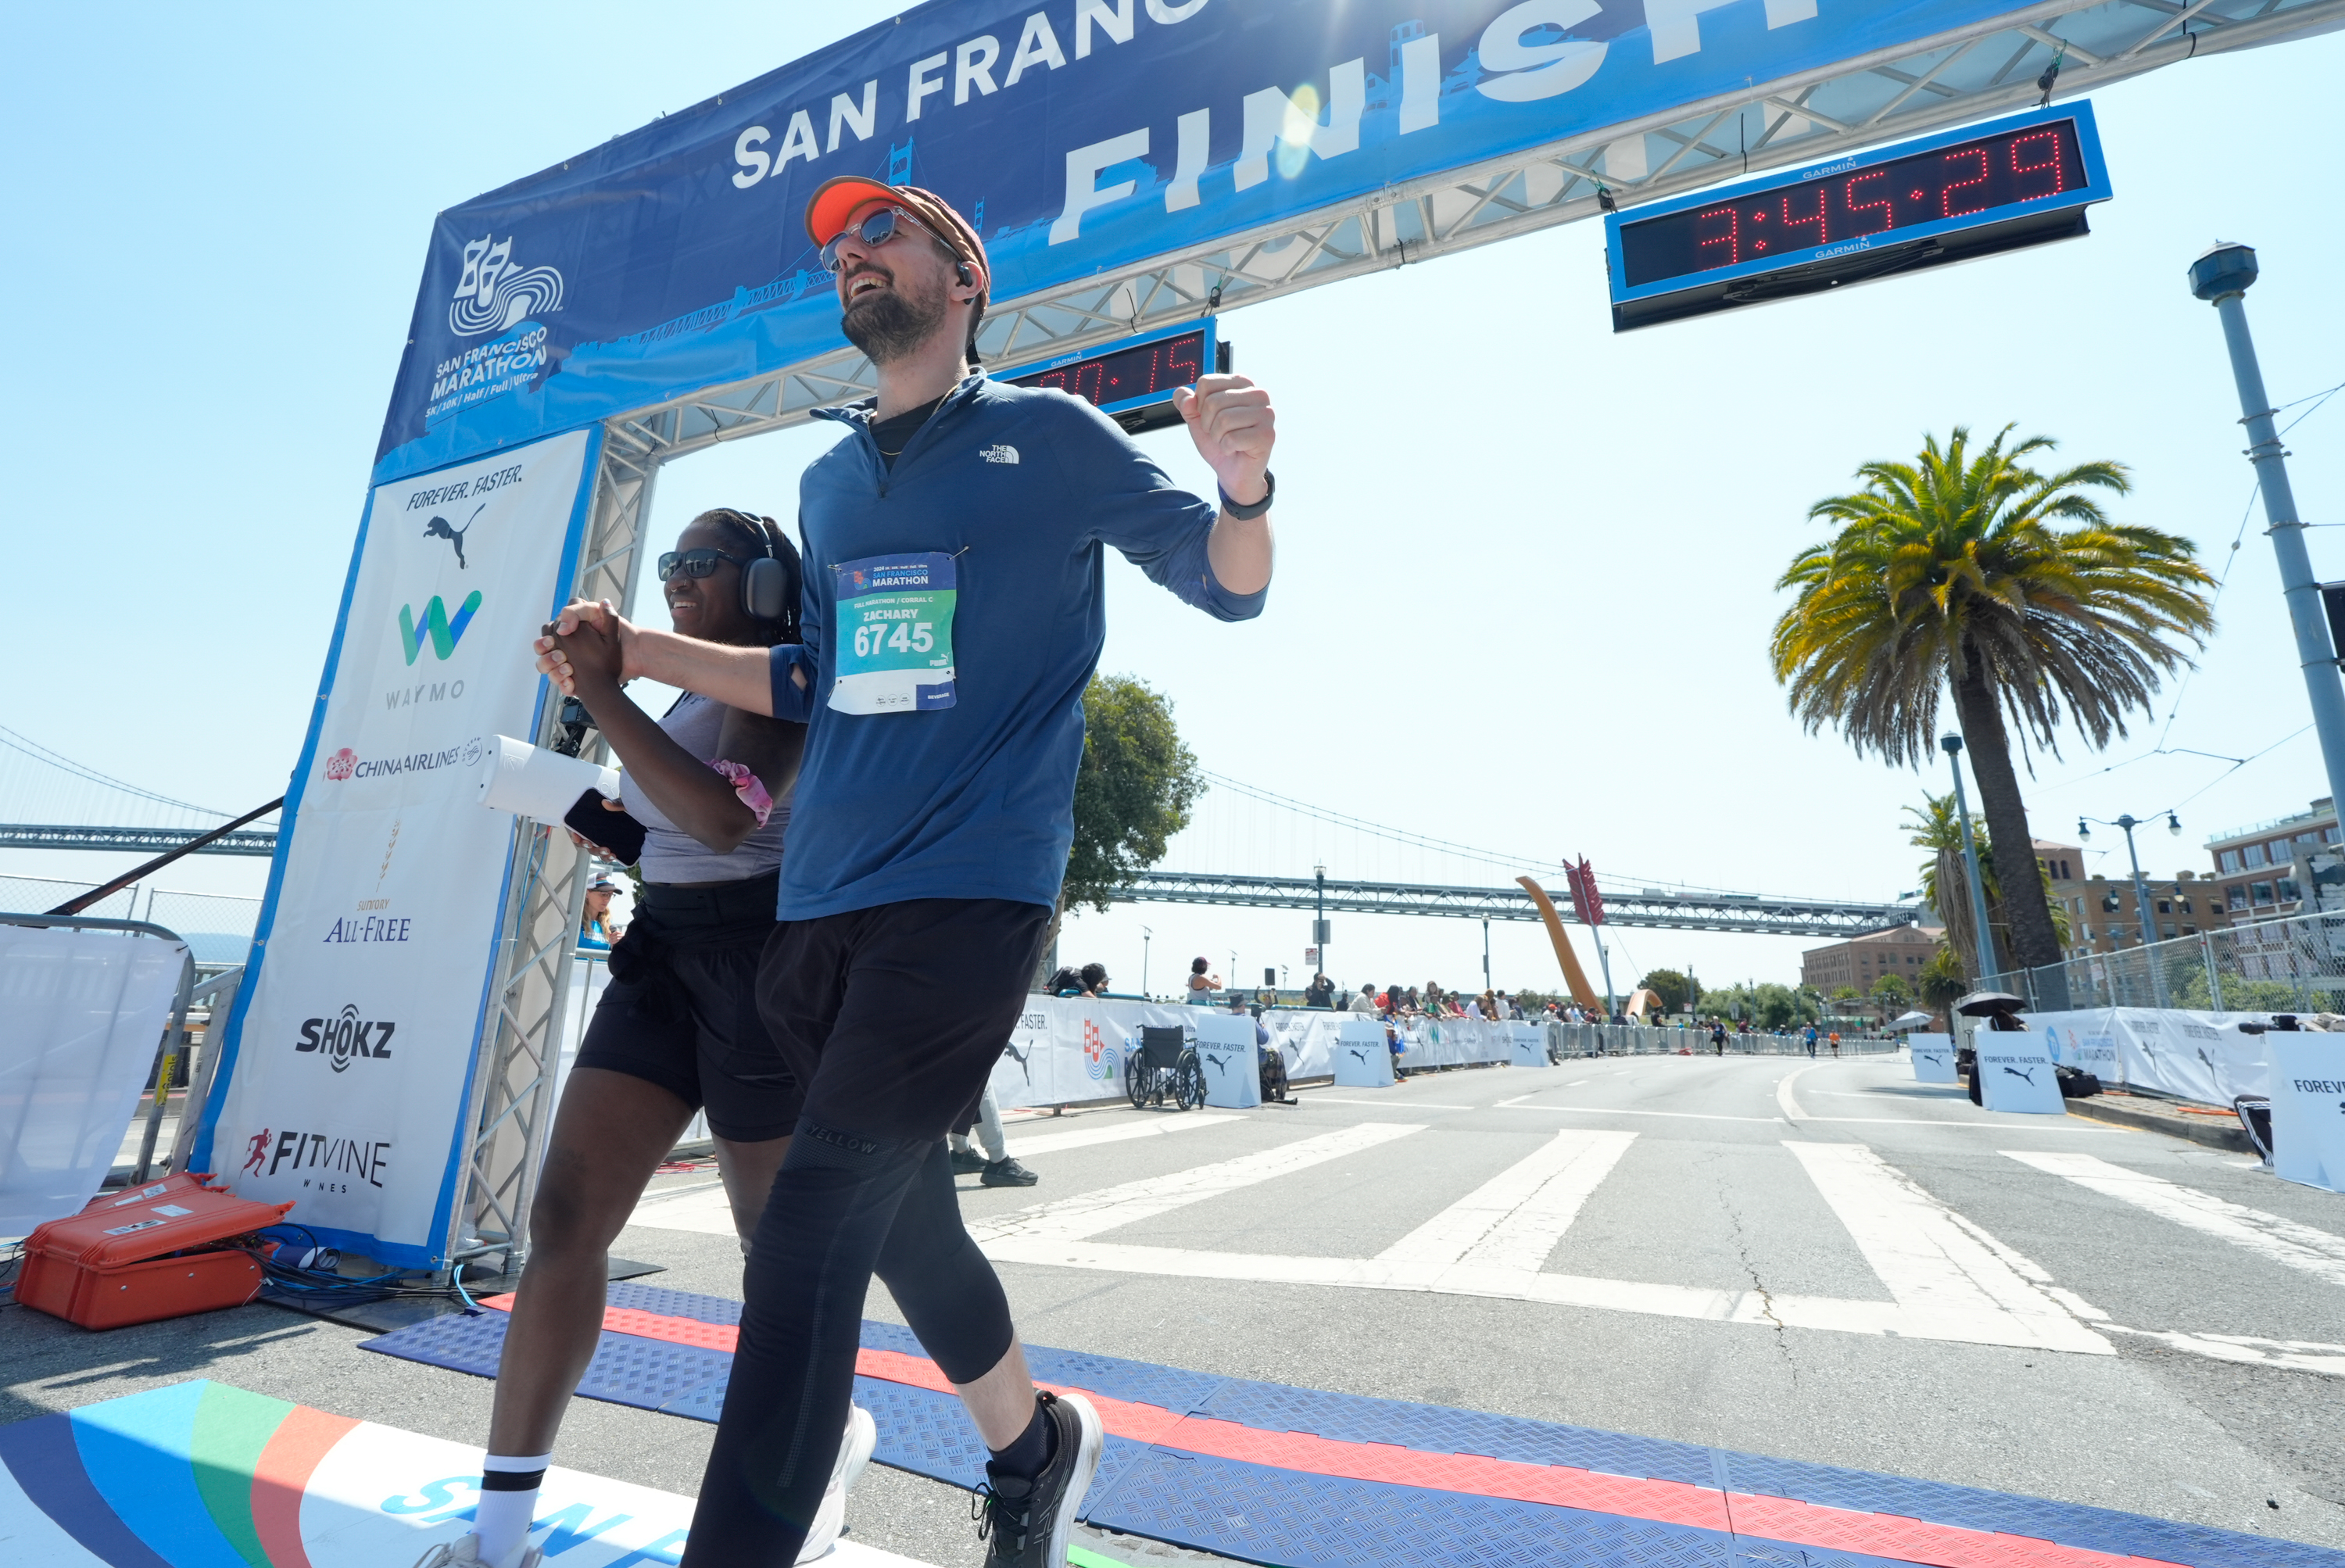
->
[6,5,2343,997]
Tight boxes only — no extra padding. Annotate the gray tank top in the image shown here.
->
[619,693,790,884]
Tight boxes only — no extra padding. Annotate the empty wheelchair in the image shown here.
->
[1125,1025,1205,1112]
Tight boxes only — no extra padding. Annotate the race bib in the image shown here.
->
[828,552,958,714]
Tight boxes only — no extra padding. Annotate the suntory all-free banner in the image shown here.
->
[196,430,593,1266]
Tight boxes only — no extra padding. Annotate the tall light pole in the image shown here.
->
[1313,863,1329,986]
[2189,244,2345,816]
[1140,925,1152,999]
[1941,735,2003,986]
[2079,812,2181,1008]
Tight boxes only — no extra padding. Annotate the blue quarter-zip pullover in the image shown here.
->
[767,372,1265,919]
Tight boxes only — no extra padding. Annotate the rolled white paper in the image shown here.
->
[478,735,620,821]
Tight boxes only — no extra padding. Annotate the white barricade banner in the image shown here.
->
[1331,1019,1395,1087]
[2268,1036,2345,1193]
[1262,1010,1348,1079]
[1193,1013,1261,1109]
[1974,1031,2066,1115]
[2034,1009,2275,1103]
[1505,1022,1547,1069]
[1400,1015,1510,1069]
[1910,1033,1957,1083]
[195,430,595,1267]
[0,928,189,1235]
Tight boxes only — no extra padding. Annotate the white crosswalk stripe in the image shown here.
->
[1376,1128,1634,1276]
[2004,1150,2345,1289]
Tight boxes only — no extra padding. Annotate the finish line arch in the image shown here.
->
[195,0,2345,1275]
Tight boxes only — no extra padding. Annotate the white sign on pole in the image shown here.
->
[196,430,593,1266]
[1974,1030,2067,1115]
[1910,1033,1957,1084]
[2268,1036,2345,1194]
[1332,1019,1394,1088]
[1192,1012,1261,1109]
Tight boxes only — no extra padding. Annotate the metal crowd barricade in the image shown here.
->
[1979,908,2345,1015]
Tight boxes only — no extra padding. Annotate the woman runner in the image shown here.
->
[418,510,868,1568]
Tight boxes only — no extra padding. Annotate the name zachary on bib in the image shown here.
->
[827,551,957,714]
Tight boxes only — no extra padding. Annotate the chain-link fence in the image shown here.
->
[0,873,261,965]
[1981,909,2345,1013]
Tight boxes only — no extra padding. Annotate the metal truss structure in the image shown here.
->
[428,0,2340,1276]
[1119,870,1919,937]
[440,445,657,1279]
[0,824,278,857]
[593,0,2343,465]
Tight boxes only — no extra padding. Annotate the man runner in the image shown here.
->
[537,176,1275,1566]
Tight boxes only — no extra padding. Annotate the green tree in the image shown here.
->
[1773,427,2214,976]
[1051,675,1203,963]
[1871,973,1913,1016]
[1638,968,1693,1015]
[1753,983,1803,1030]
[1917,944,1968,1022]
[1906,791,2071,979]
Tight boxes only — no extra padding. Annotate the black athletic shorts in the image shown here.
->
[575,872,804,1141]
[754,897,1051,1142]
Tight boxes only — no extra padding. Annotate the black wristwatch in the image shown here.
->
[1219,471,1275,520]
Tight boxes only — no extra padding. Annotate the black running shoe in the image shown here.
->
[950,1145,988,1175]
[973,1391,1101,1568]
[981,1158,1039,1187]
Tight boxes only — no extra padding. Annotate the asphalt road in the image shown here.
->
[11,1048,2345,1565]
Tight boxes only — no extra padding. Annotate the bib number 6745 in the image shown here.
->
[854,621,933,657]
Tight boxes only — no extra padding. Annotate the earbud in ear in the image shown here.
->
[956,261,975,287]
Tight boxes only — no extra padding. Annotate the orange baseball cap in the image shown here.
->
[805,177,988,300]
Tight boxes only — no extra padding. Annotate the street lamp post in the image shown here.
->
[2189,244,2345,817]
[2079,812,2181,1008]
[1140,925,1152,1000]
[1940,736,2004,987]
[1314,864,1328,988]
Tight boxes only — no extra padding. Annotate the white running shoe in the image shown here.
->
[796,1403,879,1563]
[410,1535,542,1568]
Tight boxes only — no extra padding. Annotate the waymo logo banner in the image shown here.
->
[399,592,482,664]
[450,234,564,337]
[203,431,591,1269]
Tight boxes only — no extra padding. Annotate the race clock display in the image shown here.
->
[999,318,1226,434]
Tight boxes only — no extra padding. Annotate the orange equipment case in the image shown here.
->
[16,1175,294,1330]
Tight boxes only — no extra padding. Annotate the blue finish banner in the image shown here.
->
[380,0,2035,481]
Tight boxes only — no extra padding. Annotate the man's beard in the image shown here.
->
[840,269,950,365]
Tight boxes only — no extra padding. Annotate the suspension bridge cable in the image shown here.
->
[0,723,238,818]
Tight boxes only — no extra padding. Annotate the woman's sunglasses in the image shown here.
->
[819,206,940,274]
[657,548,745,582]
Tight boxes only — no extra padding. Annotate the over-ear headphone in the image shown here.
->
[725,512,801,640]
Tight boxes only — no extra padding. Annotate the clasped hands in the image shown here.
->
[534,600,632,697]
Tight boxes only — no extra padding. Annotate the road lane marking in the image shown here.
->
[966,1122,1423,1247]
[2005,1150,2345,1289]
[1377,1129,1637,1275]
[2101,1325,2345,1376]
[1785,1141,2109,1354]
[1495,1104,1785,1124]
[1777,1065,1817,1121]
[1312,1097,1474,1109]
[1004,1113,1238,1158]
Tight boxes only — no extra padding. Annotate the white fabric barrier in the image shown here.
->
[1910,1033,1957,1083]
[1975,1029,2065,1114]
[2268,1036,2345,1193]
[2033,1008,2276,1102]
[984,999,1518,1110]
[1,926,189,1236]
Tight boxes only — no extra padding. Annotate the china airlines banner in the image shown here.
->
[195,431,593,1266]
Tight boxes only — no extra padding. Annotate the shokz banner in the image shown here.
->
[376,0,2075,482]
[2033,1008,2278,1105]
[195,431,595,1267]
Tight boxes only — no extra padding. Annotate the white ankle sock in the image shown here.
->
[476,1452,553,1563]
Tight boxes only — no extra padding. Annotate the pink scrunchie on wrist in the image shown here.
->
[710,760,775,827]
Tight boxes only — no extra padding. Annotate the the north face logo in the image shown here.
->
[980,445,1019,464]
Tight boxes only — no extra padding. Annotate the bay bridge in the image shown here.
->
[2,730,1923,939]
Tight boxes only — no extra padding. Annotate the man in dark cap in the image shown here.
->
[539,175,1276,1566]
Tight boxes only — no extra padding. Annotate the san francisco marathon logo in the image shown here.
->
[449,234,563,337]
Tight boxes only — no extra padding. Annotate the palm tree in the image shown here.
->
[1774,426,2214,977]
[1917,945,1967,1026]
[1906,792,2072,978]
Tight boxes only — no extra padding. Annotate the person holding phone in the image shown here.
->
[422,510,874,1568]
